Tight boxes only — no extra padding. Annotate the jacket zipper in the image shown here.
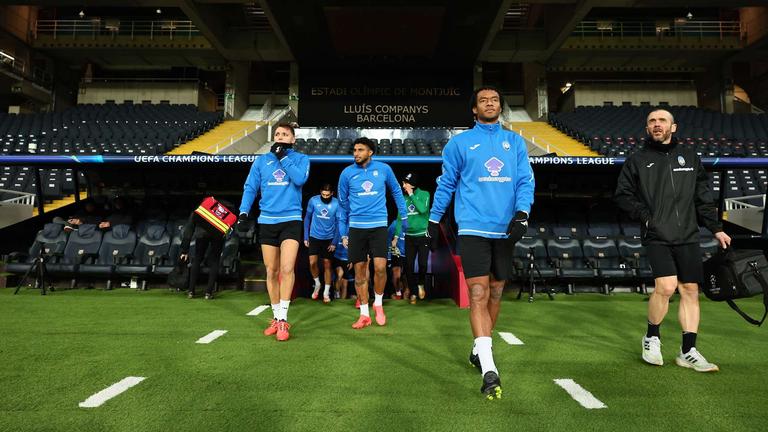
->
[666,153,681,228]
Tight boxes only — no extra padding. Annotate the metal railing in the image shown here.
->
[0,189,36,206]
[35,19,200,41]
[573,20,744,40]
[0,54,53,89]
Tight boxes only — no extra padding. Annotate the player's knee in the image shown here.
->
[653,282,676,297]
[279,264,294,276]
[489,286,503,303]
[469,284,489,303]
[678,283,699,297]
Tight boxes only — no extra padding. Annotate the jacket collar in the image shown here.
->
[474,120,501,134]
[645,136,679,153]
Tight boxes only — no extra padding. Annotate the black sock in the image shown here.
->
[682,332,697,354]
[646,321,660,338]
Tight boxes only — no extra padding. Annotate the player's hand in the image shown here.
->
[715,231,732,249]
[328,244,336,252]
[342,236,349,249]
[236,213,249,232]
[179,253,188,263]
[270,143,287,159]
[391,237,398,248]
[426,221,440,251]
[304,240,309,248]
[99,221,110,229]
[506,211,528,244]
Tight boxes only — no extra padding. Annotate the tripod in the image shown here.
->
[517,247,554,302]
[14,250,50,295]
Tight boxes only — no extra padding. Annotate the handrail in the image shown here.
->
[35,19,200,41]
[0,189,36,206]
[573,20,744,40]
[0,54,53,89]
[202,122,264,154]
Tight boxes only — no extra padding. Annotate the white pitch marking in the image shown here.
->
[498,331,524,345]
[196,329,228,344]
[553,379,607,409]
[246,305,270,316]
[79,376,146,408]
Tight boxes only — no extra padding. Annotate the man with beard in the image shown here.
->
[615,108,730,372]
[304,183,340,303]
[337,137,409,329]
[428,86,534,400]
[238,123,310,342]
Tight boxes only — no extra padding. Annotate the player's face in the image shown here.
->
[646,110,677,144]
[320,190,332,199]
[472,90,501,123]
[274,127,295,144]
[353,144,373,165]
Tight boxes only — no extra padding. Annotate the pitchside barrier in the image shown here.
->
[1,155,766,307]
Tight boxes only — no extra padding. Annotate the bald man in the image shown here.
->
[615,108,731,372]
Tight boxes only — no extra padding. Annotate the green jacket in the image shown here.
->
[404,188,430,236]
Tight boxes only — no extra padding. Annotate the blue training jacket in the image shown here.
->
[334,211,349,261]
[387,220,406,260]
[429,121,535,239]
[239,149,310,224]
[337,160,408,236]
[304,195,340,241]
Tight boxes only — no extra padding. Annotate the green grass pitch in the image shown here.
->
[1,288,767,431]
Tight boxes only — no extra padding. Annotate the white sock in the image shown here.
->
[271,304,279,320]
[360,304,370,317]
[475,336,498,376]
[279,299,290,321]
[312,277,321,292]
[323,284,331,297]
[373,293,383,306]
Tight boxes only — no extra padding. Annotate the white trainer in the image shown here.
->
[675,348,719,372]
[642,336,663,366]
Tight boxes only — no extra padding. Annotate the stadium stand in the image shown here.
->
[549,106,768,198]
[0,103,222,206]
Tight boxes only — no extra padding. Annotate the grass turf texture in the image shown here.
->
[1,288,767,431]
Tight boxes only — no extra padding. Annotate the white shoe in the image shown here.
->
[675,348,719,372]
[642,336,663,366]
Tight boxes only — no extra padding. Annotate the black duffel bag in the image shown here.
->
[703,248,768,326]
[167,260,189,291]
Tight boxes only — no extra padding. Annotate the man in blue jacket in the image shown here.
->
[428,87,535,400]
[338,137,409,329]
[238,123,310,342]
[304,183,340,303]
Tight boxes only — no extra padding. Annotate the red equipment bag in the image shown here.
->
[194,196,237,236]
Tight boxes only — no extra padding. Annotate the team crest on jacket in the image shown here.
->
[484,157,504,177]
[273,169,286,181]
[373,170,379,177]
[502,141,511,151]
[677,155,686,166]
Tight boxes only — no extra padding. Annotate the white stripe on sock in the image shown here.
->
[79,376,146,408]
[553,379,607,409]
[246,305,270,316]
[498,332,524,345]
[195,330,228,344]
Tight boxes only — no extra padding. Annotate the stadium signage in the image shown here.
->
[299,68,473,127]
[528,156,618,165]
[132,155,258,163]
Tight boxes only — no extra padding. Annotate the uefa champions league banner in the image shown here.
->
[298,68,474,127]
[0,155,765,168]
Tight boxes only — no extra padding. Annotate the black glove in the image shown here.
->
[270,143,287,160]
[426,221,440,251]
[506,211,528,244]
[236,213,250,232]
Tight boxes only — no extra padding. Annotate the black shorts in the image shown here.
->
[308,237,334,260]
[646,243,703,283]
[348,227,388,263]
[334,258,355,281]
[389,255,404,268]
[458,235,514,280]
[259,220,302,247]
